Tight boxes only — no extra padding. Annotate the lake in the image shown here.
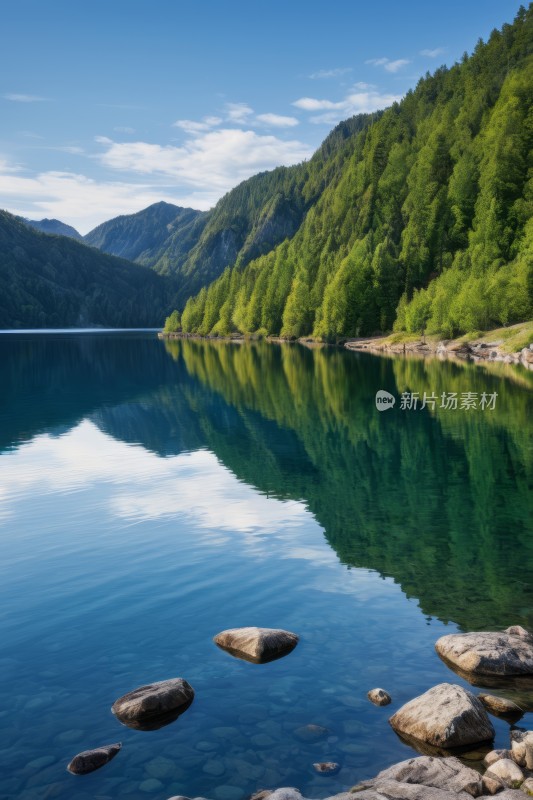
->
[0,331,532,800]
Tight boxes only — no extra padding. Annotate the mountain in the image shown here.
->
[175,5,532,339]
[23,217,83,240]
[0,210,178,328]
[85,115,371,307]
[84,201,206,266]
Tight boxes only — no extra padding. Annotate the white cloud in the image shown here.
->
[309,67,352,79]
[3,93,48,102]
[256,113,299,127]
[365,57,411,73]
[293,88,402,124]
[96,129,312,191]
[0,166,214,233]
[173,116,222,133]
[384,59,410,73]
[420,47,445,58]
[0,123,313,232]
[366,58,389,67]
[225,102,254,122]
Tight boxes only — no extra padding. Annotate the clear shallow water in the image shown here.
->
[0,332,532,800]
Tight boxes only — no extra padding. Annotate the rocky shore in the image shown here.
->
[62,625,533,798]
[158,324,533,369]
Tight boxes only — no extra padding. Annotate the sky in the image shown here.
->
[0,0,521,233]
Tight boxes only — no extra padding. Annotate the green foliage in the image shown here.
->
[163,309,181,332]
[178,6,533,339]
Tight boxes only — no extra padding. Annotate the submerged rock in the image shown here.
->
[313,762,340,775]
[478,693,523,718]
[352,755,483,798]
[367,688,392,706]
[389,683,494,749]
[67,742,121,775]
[435,627,533,676]
[213,627,298,663]
[112,678,194,730]
[293,724,329,742]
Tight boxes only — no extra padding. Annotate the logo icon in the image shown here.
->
[375,390,396,411]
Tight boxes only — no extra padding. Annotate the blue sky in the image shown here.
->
[0,0,520,232]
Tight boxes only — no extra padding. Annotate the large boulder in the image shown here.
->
[435,627,533,676]
[353,756,483,797]
[112,678,194,730]
[67,742,121,775]
[213,627,298,663]
[389,684,494,749]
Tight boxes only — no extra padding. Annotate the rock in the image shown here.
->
[140,778,164,793]
[482,774,505,795]
[213,627,298,663]
[353,756,483,797]
[293,724,329,741]
[258,791,301,800]
[249,791,273,800]
[435,627,533,676]
[112,678,194,730]
[202,759,225,776]
[483,749,512,766]
[486,758,524,789]
[389,683,494,749]
[479,693,523,717]
[521,777,533,795]
[313,762,340,775]
[66,742,121,775]
[511,730,533,769]
[367,688,392,706]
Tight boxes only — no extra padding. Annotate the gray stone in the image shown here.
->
[389,683,494,748]
[521,777,533,795]
[67,742,121,775]
[353,756,482,797]
[486,758,524,788]
[213,627,298,663]
[435,627,533,676]
[478,693,523,717]
[112,678,194,729]
[367,688,392,706]
[511,730,533,769]
[483,749,512,766]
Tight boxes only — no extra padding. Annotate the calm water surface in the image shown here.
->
[0,332,532,800]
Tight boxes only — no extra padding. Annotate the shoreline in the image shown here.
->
[158,327,533,370]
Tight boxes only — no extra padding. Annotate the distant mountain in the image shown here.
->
[23,217,83,240]
[84,201,206,266]
[0,210,177,328]
[84,115,370,308]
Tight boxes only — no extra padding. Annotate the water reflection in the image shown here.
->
[0,332,532,800]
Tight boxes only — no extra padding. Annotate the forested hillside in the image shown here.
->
[0,211,177,328]
[84,202,206,268]
[174,6,532,339]
[87,116,371,306]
